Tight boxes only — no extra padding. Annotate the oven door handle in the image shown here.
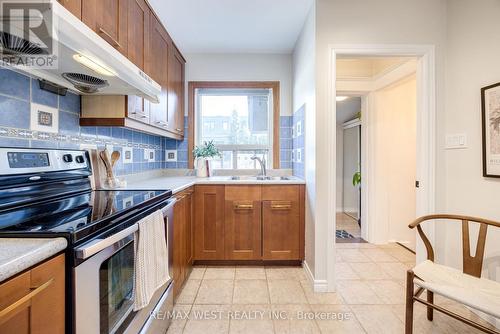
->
[75,223,138,260]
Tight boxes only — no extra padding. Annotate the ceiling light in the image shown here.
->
[336,96,349,102]
[73,54,116,77]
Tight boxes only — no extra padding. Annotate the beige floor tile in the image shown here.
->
[336,242,377,249]
[299,280,344,305]
[183,304,230,334]
[365,280,405,304]
[383,248,416,262]
[166,304,192,334]
[335,263,360,280]
[235,267,266,280]
[337,249,372,262]
[349,262,391,280]
[336,280,383,305]
[272,304,320,334]
[268,280,308,304]
[378,262,413,282]
[310,304,365,333]
[195,279,234,304]
[266,267,307,281]
[229,304,274,334]
[188,266,206,280]
[360,248,398,262]
[233,280,270,304]
[351,305,404,334]
[176,279,201,304]
[204,267,236,280]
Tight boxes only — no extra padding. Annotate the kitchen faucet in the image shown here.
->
[251,156,267,177]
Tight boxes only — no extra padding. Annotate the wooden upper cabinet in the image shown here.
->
[58,0,81,19]
[224,186,262,260]
[82,0,128,55]
[194,185,225,260]
[262,186,301,260]
[167,45,186,136]
[148,15,170,129]
[127,0,150,71]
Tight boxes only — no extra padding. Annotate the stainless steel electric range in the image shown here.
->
[0,147,175,334]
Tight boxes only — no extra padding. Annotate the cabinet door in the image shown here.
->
[173,194,186,297]
[194,185,225,260]
[127,0,150,71]
[82,0,128,55]
[184,189,194,267]
[148,16,169,129]
[0,272,31,333]
[224,186,262,260]
[262,186,301,260]
[167,46,185,136]
[31,254,65,334]
[58,0,81,19]
[127,95,150,124]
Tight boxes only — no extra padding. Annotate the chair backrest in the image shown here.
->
[409,214,500,278]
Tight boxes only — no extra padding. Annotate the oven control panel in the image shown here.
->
[0,148,89,175]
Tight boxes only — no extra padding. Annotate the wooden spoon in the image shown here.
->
[111,151,121,168]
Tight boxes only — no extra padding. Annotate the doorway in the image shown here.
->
[327,45,436,292]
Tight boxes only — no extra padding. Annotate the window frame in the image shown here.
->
[188,81,280,169]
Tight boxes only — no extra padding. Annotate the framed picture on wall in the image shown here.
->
[481,82,500,177]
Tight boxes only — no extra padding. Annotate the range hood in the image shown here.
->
[0,1,161,102]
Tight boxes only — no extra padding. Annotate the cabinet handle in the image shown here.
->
[98,27,122,49]
[234,202,253,210]
[0,278,54,323]
[270,201,292,210]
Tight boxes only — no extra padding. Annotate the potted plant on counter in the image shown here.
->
[193,141,221,177]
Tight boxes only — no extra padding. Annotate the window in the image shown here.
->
[189,82,280,169]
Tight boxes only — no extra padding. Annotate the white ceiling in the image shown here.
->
[148,0,314,54]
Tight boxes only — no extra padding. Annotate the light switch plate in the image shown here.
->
[445,133,468,149]
[165,150,177,162]
[144,149,155,162]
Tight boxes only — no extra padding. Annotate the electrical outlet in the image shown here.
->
[144,149,155,162]
[165,150,177,162]
[122,147,133,164]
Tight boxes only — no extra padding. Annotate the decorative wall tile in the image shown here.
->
[0,96,30,128]
[0,69,30,100]
[59,92,80,114]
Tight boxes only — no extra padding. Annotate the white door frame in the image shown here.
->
[326,44,436,292]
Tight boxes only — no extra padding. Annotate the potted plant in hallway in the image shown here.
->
[353,170,361,226]
[193,141,221,177]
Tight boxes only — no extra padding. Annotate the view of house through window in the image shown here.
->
[195,88,274,169]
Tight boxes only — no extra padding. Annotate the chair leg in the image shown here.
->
[405,270,415,334]
[427,290,434,321]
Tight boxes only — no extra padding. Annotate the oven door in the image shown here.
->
[74,198,176,334]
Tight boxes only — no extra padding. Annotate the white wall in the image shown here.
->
[314,0,447,284]
[292,3,317,279]
[441,0,500,285]
[336,125,343,211]
[343,126,360,215]
[372,75,417,250]
[184,53,292,115]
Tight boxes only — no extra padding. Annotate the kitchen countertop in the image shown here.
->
[0,238,67,282]
[123,175,305,194]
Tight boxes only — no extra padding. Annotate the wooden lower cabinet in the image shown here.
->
[173,187,194,298]
[224,186,262,260]
[193,185,225,260]
[0,254,65,334]
[193,184,305,262]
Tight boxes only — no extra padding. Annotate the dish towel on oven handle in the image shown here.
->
[133,210,170,311]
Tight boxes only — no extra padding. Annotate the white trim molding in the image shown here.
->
[302,261,329,292]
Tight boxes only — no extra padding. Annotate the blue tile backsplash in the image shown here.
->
[0,67,294,173]
[293,104,305,178]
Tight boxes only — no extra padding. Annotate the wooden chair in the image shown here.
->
[405,214,500,334]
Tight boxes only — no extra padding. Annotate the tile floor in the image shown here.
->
[336,213,361,238]
[167,242,497,333]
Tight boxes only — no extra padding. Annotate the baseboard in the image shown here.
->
[302,261,329,292]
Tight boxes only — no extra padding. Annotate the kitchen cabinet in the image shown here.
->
[0,254,65,334]
[192,184,305,262]
[167,45,186,136]
[194,185,225,260]
[262,186,302,260]
[148,15,170,130]
[82,0,128,55]
[127,0,150,71]
[172,187,194,298]
[224,186,262,260]
[58,0,81,19]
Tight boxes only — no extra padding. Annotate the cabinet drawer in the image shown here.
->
[262,185,299,202]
